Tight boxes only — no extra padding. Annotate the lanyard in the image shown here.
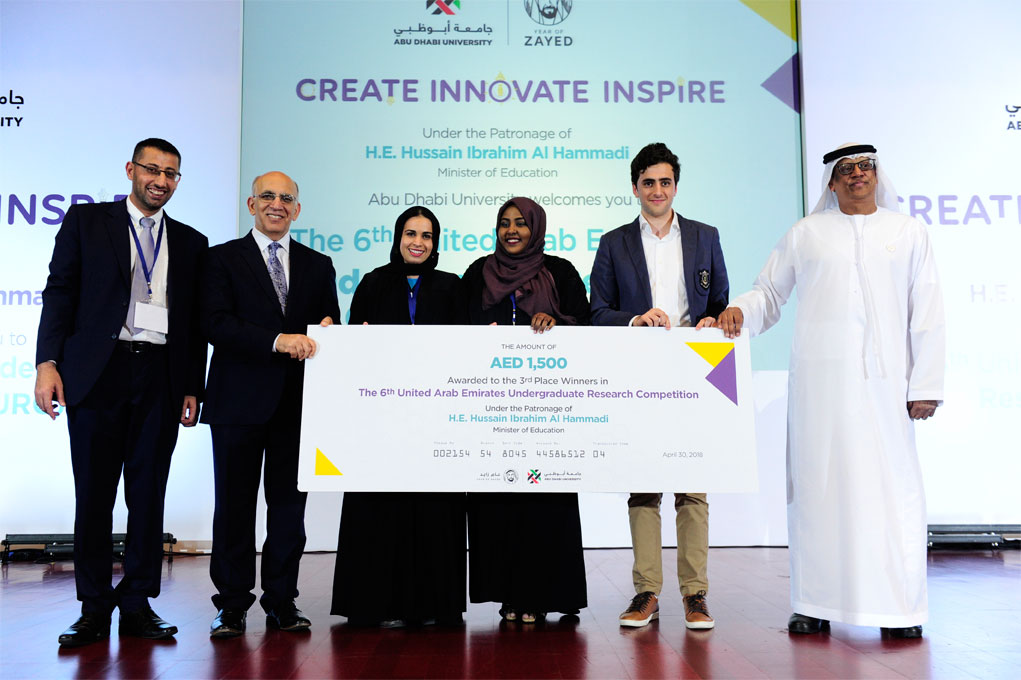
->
[407,276,421,325]
[510,292,517,326]
[129,215,165,299]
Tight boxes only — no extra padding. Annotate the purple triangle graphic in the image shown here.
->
[761,52,800,113]
[706,348,738,405]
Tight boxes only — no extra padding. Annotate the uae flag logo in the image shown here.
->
[427,0,460,15]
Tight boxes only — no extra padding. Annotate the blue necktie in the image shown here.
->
[267,242,288,314]
[127,217,156,334]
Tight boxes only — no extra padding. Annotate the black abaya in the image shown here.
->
[331,264,468,623]
[461,254,589,614]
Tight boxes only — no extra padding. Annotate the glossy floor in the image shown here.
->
[1,548,1018,679]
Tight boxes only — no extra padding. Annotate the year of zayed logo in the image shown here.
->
[524,0,571,25]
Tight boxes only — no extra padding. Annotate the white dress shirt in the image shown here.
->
[251,228,292,286]
[250,228,292,352]
[121,199,170,343]
[637,211,691,328]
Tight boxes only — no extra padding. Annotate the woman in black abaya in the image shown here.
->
[331,206,467,626]
[461,196,589,623]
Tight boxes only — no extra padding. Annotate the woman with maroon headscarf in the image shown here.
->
[461,197,589,623]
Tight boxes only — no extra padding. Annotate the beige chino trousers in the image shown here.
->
[627,493,709,596]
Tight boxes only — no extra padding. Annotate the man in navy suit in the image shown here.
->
[590,143,729,630]
[201,171,340,638]
[35,138,208,646]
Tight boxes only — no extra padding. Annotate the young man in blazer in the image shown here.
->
[590,142,729,630]
[35,138,208,646]
[201,171,340,638]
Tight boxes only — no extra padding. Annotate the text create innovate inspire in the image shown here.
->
[296,78,726,105]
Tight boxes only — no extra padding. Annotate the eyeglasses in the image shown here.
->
[132,161,181,181]
[835,159,876,175]
[255,192,297,205]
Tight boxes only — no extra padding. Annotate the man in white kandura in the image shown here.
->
[717,143,945,639]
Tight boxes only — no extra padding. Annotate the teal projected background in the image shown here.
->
[241,0,802,368]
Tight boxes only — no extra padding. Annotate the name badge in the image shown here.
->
[133,302,169,334]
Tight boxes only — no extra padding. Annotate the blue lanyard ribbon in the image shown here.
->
[129,215,165,298]
[407,276,421,325]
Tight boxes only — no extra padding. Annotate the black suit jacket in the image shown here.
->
[36,200,208,406]
[589,215,729,326]
[200,231,341,425]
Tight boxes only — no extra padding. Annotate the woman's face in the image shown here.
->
[399,215,434,265]
[497,204,531,256]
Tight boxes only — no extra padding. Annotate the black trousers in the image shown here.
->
[66,343,177,614]
[209,391,307,613]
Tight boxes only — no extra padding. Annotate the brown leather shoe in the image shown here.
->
[683,590,715,629]
[619,592,659,627]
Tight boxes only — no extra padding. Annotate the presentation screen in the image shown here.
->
[240,0,804,368]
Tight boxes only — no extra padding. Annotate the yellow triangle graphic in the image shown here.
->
[686,342,734,368]
[315,448,343,476]
[740,0,797,41]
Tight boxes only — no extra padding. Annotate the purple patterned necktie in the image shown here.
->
[126,216,156,334]
[267,242,288,314]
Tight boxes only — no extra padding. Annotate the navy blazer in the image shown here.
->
[36,200,208,406]
[200,231,340,426]
[589,215,729,326]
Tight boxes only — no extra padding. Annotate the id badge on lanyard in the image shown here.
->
[131,216,169,333]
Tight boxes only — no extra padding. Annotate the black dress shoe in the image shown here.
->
[266,603,311,632]
[210,609,247,638]
[788,612,830,634]
[58,613,111,647]
[436,613,465,627]
[882,625,923,639]
[118,606,178,639]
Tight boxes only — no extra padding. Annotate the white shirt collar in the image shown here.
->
[125,197,164,227]
[638,211,680,239]
[251,227,291,253]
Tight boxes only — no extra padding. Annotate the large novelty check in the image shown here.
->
[297,325,757,493]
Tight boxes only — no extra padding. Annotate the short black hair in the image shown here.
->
[630,143,679,185]
[132,138,181,165]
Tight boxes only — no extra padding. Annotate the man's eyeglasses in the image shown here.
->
[132,161,181,181]
[835,159,876,176]
[255,192,297,205]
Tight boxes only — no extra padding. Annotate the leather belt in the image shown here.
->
[115,340,166,353]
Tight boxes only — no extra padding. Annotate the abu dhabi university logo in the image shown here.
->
[427,0,460,15]
[524,0,572,25]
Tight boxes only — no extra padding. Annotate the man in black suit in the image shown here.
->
[201,171,340,638]
[35,138,208,647]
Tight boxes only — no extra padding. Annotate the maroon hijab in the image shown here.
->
[481,197,577,325]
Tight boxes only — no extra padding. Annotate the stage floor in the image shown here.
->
[1,548,1017,679]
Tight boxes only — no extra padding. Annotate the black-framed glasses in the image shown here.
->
[835,159,876,175]
[132,161,181,181]
[255,191,297,205]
